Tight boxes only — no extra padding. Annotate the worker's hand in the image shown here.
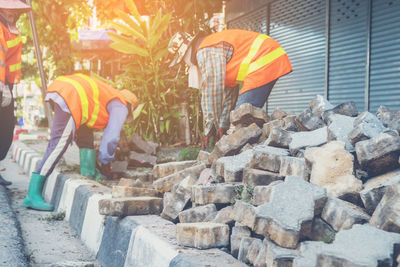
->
[0,85,11,108]
[96,158,112,179]
[99,163,112,179]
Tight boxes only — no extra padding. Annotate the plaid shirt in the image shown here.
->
[196,42,235,136]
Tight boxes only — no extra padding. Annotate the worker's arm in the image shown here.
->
[98,99,129,165]
[197,46,231,137]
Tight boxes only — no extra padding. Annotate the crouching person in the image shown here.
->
[22,73,138,211]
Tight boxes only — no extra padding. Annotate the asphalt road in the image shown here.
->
[0,149,97,266]
[0,180,28,266]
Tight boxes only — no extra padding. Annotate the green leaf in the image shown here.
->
[133,103,145,120]
[107,31,133,44]
[125,0,141,19]
[109,42,149,57]
[110,19,146,42]
[151,12,171,36]
[149,14,171,49]
[172,112,182,119]
[115,10,146,40]
[149,11,162,34]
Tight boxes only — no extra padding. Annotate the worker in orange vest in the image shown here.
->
[0,0,31,186]
[168,29,292,149]
[22,73,138,211]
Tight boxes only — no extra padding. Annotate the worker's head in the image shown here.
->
[120,89,139,111]
[0,0,31,32]
[168,32,195,68]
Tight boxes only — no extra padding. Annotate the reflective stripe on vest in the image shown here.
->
[9,62,21,72]
[6,35,21,48]
[75,74,100,127]
[248,47,287,74]
[56,76,89,124]
[236,34,269,83]
[235,34,287,83]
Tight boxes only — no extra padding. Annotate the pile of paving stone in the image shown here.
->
[150,95,400,266]
[114,132,159,169]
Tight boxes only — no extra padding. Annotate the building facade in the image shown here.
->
[226,0,400,114]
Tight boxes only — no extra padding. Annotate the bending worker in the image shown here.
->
[0,0,31,186]
[22,73,138,211]
[168,29,292,148]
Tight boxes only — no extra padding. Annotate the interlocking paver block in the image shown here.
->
[264,127,292,149]
[360,169,400,214]
[152,160,197,179]
[191,184,240,205]
[230,103,269,128]
[153,163,205,193]
[243,168,283,187]
[289,126,327,155]
[317,224,400,266]
[321,197,370,231]
[111,186,161,198]
[209,123,262,163]
[309,95,334,118]
[355,132,400,177]
[98,197,163,217]
[327,114,355,152]
[370,183,400,233]
[249,145,289,173]
[178,203,217,223]
[296,108,325,131]
[215,149,254,182]
[176,222,229,249]
[348,111,386,146]
[255,176,326,248]
[161,175,197,221]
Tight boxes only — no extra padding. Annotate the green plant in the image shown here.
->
[178,147,200,161]
[39,211,66,222]
[108,0,182,144]
[234,185,254,204]
[104,0,225,145]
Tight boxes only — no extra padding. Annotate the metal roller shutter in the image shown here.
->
[369,0,400,112]
[227,5,268,34]
[328,0,368,110]
[267,0,326,114]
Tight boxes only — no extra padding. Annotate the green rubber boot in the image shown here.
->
[79,148,97,177]
[79,148,105,180]
[22,173,53,211]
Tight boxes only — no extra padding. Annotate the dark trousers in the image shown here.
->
[0,84,15,160]
[235,79,278,110]
[35,102,94,177]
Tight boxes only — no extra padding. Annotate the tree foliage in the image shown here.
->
[19,0,91,82]
[103,0,224,144]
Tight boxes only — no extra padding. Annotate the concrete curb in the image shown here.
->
[12,142,246,267]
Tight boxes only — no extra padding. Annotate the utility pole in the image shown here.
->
[26,0,53,128]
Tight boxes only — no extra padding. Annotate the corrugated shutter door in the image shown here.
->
[267,0,326,114]
[369,0,400,112]
[227,5,268,34]
[328,0,368,110]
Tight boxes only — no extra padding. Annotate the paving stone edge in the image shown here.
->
[12,142,242,267]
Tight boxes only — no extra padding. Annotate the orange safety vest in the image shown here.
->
[47,74,128,130]
[198,29,292,94]
[0,22,22,84]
